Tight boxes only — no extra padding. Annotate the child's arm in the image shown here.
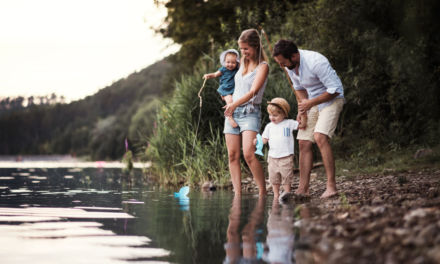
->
[203,70,222,79]
[253,137,268,145]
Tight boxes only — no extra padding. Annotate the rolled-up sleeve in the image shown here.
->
[314,61,343,95]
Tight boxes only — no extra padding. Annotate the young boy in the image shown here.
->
[203,49,240,127]
[258,97,299,202]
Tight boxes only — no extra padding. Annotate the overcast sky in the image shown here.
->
[0,0,179,101]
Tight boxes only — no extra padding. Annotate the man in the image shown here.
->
[273,39,344,198]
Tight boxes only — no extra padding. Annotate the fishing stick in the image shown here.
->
[192,78,207,156]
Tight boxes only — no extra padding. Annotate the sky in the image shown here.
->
[0,0,180,102]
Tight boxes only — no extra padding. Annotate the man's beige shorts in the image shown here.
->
[297,98,344,143]
[268,155,294,185]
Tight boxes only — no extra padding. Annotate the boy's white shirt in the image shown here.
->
[262,119,299,158]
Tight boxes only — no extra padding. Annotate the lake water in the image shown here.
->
[0,166,314,264]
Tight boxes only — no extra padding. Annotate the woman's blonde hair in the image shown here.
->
[238,29,267,72]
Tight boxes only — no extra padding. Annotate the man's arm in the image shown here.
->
[298,92,339,113]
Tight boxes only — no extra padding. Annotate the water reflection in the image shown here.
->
[224,196,266,263]
[0,167,170,264]
[0,166,323,264]
[264,200,296,263]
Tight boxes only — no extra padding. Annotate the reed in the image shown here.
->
[142,52,305,186]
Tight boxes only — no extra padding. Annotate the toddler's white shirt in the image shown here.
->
[262,119,299,158]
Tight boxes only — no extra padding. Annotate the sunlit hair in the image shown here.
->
[267,104,284,116]
[238,29,267,72]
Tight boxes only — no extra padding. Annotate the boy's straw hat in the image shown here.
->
[220,49,240,67]
[267,97,290,116]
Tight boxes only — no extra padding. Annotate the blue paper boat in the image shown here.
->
[174,186,189,198]
[255,134,264,156]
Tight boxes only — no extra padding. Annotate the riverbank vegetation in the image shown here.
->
[1,0,439,186]
[145,0,440,185]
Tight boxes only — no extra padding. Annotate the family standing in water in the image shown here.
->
[204,28,344,200]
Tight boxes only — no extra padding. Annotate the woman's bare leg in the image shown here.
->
[225,133,242,195]
[242,130,266,196]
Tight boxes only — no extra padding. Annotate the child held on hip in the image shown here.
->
[203,49,240,128]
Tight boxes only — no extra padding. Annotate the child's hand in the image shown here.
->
[253,138,257,145]
[203,73,213,79]
[297,113,308,129]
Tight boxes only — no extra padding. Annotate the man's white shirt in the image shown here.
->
[285,49,344,111]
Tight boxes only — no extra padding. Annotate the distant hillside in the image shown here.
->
[0,58,173,160]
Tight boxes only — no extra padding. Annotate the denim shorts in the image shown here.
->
[223,105,261,135]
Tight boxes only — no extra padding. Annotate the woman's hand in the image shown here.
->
[224,103,236,117]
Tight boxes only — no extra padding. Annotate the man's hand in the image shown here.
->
[298,99,313,114]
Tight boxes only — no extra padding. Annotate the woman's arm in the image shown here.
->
[224,63,269,116]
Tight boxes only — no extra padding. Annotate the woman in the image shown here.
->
[224,29,269,196]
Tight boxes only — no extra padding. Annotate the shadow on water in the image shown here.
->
[0,166,322,264]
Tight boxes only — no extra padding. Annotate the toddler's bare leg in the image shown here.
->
[272,184,280,200]
[283,183,291,194]
[223,95,238,128]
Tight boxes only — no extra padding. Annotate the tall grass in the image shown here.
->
[142,50,304,186]
[143,58,227,186]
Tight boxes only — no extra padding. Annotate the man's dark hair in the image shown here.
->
[273,39,299,58]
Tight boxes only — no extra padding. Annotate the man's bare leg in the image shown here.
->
[297,140,313,195]
[314,133,337,198]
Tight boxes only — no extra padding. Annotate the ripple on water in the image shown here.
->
[0,206,170,263]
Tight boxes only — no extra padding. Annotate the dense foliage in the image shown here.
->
[0,59,172,159]
[159,0,292,72]
[145,0,440,184]
[1,0,439,185]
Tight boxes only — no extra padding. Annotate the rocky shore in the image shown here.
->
[240,167,440,263]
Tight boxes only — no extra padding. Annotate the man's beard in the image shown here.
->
[286,58,297,70]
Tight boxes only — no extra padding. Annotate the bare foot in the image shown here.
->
[228,117,238,128]
[259,190,267,196]
[320,189,338,199]
[294,188,310,196]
